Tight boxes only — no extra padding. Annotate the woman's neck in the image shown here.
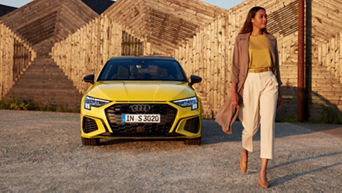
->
[251,29,263,36]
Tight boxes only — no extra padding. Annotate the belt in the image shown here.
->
[248,67,272,73]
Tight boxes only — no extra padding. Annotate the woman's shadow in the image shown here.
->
[269,152,342,186]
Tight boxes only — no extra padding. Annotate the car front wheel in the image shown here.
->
[184,137,201,145]
[81,137,100,146]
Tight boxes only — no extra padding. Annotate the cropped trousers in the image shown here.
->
[239,71,278,159]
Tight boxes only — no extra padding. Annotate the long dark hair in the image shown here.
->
[239,6,268,34]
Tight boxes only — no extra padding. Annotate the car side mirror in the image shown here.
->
[83,74,95,84]
[189,75,202,86]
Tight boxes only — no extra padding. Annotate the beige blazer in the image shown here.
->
[215,32,281,134]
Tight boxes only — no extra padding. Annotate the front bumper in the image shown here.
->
[80,101,202,139]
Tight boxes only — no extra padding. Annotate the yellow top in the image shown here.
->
[248,34,272,69]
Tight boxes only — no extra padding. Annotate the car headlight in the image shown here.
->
[172,96,198,110]
[84,96,111,110]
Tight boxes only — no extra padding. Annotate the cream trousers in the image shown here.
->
[239,71,278,159]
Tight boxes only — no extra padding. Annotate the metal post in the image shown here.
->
[298,0,305,122]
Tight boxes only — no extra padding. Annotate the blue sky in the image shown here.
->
[0,0,245,9]
[201,0,245,9]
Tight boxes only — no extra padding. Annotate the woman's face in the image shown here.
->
[251,9,267,30]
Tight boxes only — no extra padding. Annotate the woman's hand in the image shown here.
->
[231,82,239,109]
[231,92,240,109]
[277,88,282,109]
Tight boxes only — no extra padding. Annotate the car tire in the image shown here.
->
[81,137,100,146]
[184,137,201,145]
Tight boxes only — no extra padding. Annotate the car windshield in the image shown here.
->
[97,59,187,81]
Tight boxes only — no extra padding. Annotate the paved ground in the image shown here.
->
[0,110,342,192]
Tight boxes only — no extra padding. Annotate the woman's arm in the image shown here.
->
[230,36,240,109]
[277,87,282,109]
[230,36,240,84]
[274,39,282,86]
[274,38,282,109]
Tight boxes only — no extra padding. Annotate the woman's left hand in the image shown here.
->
[277,88,282,109]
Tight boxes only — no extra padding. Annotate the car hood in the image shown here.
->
[86,81,196,101]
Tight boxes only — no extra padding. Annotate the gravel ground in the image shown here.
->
[0,110,342,193]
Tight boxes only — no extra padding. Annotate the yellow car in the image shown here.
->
[81,57,203,146]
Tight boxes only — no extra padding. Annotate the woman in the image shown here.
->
[215,6,282,188]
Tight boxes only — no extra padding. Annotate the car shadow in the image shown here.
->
[96,137,198,151]
[100,137,185,146]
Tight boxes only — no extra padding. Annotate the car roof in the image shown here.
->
[108,56,177,61]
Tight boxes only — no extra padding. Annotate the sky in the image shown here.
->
[0,0,245,10]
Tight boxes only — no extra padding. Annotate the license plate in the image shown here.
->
[122,114,160,123]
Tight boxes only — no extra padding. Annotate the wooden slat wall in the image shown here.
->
[51,16,125,94]
[54,1,99,42]
[0,0,98,31]
[0,23,14,100]
[16,10,58,45]
[276,33,299,119]
[174,14,229,118]
[121,31,144,56]
[103,0,225,56]
[143,0,225,55]
[103,0,148,40]
[267,1,298,37]
[13,39,34,82]
[0,0,98,47]
[317,32,342,84]
[312,0,342,45]
[309,0,342,118]
[314,32,342,113]
[0,22,36,100]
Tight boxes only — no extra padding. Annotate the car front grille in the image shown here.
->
[105,104,179,136]
[82,117,98,133]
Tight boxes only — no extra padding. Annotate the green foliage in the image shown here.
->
[0,96,80,113]
[0,97,35,110]
[275,117,298,123]
[310,105,342,124]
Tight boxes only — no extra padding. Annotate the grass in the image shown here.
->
[275,117,299,123]
[308,106,342,124]
[0,96,80,113]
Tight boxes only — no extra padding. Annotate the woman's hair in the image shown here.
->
[239,6,268,34]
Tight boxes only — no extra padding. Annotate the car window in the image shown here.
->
[98,59,187,81]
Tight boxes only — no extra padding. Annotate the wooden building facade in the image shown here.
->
[1,0,342,121]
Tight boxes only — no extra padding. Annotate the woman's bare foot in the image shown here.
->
[258,158,269,188]
[258,171,269,188]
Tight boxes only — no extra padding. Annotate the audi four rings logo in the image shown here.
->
[130,104,151,113]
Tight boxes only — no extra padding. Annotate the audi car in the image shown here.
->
[80,57,203,145]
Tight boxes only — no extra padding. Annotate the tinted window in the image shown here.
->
[98,59,187,81]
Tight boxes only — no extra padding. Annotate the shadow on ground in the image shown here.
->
[269,151,342,187]
[96,119,341,147]
[201,120,342,145]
